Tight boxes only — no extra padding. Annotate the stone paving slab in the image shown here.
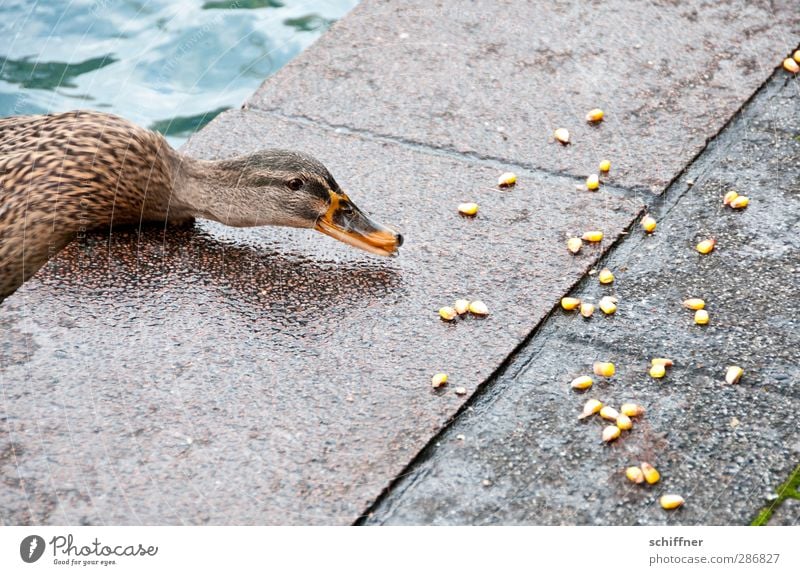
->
[768,498,799,526]
[0,109,641,525]
[246,0,800,194]
[364,75,800,525]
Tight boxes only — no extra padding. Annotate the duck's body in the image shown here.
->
[0,110,401,298]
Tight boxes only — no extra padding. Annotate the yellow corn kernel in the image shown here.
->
[561,297,582,311]
[593,361,615,377]
[620,403,645,417]
[626,466,645,484]
[454,299,470,315]
[694,309,709,325]
[454,386,467,396]
[600,406,620,421]
[599,296,618,315]
[580,302,595,318]
[784,57,800,73]
[468,300,489,316]
[602,425,621,443]
[616,414,633,430]
[599,159,611,173]
[682,298,705,310]
[598,268,614,284]
[641,215,657,233]
[641,462,660,484]
[649,363,666,379]
[795,50,800,63]
[725,365,744,385]
[567,237,583,254]
[586,108,604,123]
[586,174,600,191]
[439,306,457,321]
[570,375,593,390]
[582,230,604,242]
[431,373,448,389]
[730,195,749,209]
[458,202,479,216]
[660,494,685,510]
[723,190,739,205]
[497,172,517,188]
[696,238,716,254]
[651,358,674,368]
[554,127,570,144]
[579,398,603,419]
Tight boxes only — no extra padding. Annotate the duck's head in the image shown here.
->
[196,150,403,257]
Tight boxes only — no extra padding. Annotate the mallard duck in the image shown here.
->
[0,110,402,298]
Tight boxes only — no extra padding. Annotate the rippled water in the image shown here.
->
[0,0,357,146]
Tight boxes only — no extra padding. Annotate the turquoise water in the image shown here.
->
[0,0,357,146]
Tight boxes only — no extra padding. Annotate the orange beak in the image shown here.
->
[314,191,403,257]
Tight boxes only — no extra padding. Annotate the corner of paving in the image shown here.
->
[1,0,798,526]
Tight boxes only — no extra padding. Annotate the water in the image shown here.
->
[0,0,357,146]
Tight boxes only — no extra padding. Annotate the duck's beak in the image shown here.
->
[315,191,403,257]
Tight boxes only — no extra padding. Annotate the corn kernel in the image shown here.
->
[626,466,645,484]
[696,238,716,254]
[570,375,594,390]
[593,361,615,377]
[497,172,517,188]
[620,403,645,417]
[554,127,570,144]
[598,268,614,284]
[600,406,620,421]
[602,425,621,443]
[580,302,595,318]
[795,50,800,63]
[641,215,657,233]
[784,57,800,73]
[454,386,467,396]
[468,300,489,316]
[649,363,666,379]
[586,174,600,191]
[599,296,618,315]
[599,159,611,173]
[561,297,582,311]
[730,195,749,209]
[454,299,470,315]
[586,108,604,123]
[641,462,660,484]
[567,237,583,254]
[579,398,603,419]
[458,202,479,216]
[660,494,685,510]
[582,230,603,242]
[723,190,739,205]
[725,365,743,385]
[616,414,633,430]
[651,358,674,368]
[431,373,448,388]
[694,309,709,325]
[682,298,705,310]
[439,306,457,321]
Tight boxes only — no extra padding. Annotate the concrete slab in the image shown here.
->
[768,498,799,526]
[363,76,800,525]
[246,0,800,194]
[0,109,641,524]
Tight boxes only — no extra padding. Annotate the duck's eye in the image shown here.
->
[287,178,304,191]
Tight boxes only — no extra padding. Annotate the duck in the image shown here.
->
[0,110,402,298]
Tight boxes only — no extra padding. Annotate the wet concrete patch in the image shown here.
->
[0,110,641,524]
[247,0,800,193]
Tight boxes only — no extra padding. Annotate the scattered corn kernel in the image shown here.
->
[593,361,616,377]
[561,297,582,311]
[602,425,621,443]
[582,230,603,242]
[730,195,749,209]
[554,127,570,144]
[586,108,604,123]
[454,299,470,315]
[626,466,645,484]
[694,309,709,325]
[616,414,633,430]
[795,50,800,63]
[783,57,800,74]
[600,406,620,421]
[567,237,583,254]
[696,238,716,254]
[683,298,705,310]
[497,172,517,188]
[431,373,448,389]
[454,386,467,396]
[651,358,674,368]
[649,363,666,379]
[660,494,685,510]
[641,462,660,484]
[725,365,744,385]
[620,403,645,417]
[439,306,457,321]
[599,296,618,315]
[723,190,739,205]
[599,159,611,173]
[579,398,603,419]
[570,375,594,390]
[641,215,657,233]
[586,174,600,191]
[580,302,595,318]
[469,300,489,316]
[598,268,614,284]
[458,202,479,216]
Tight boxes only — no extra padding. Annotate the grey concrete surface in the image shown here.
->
[363,75,800,525]
[768,498,799,526]
[247,0,800,193]
[0,110,640,525]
